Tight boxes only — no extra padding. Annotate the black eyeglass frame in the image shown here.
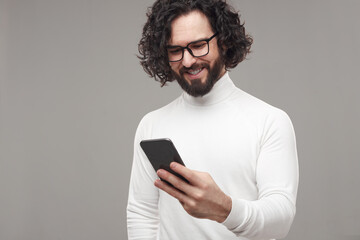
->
[166,32,218,62]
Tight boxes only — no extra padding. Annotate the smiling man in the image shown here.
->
[167,11,225,97]
[127,1,299,240]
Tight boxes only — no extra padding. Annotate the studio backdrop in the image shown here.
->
[0,0,359,239]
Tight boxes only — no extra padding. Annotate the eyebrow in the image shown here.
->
[167,36,210,48]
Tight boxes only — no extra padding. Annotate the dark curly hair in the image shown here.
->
[138,0,253,86]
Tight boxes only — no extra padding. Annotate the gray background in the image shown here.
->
[1,0,359,239]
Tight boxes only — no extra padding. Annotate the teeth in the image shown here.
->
[188,68,202,75]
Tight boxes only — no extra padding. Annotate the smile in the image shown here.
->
[188,68,204,75]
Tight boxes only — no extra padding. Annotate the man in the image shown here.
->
[127,0,299,239]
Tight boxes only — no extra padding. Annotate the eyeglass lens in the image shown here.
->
[167,40,209,62]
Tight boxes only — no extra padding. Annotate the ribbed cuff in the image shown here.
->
[221,197,248,232]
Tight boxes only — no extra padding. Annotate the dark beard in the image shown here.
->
[172,58,224,97]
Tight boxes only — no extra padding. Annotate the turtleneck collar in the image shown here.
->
[182,72,237,106]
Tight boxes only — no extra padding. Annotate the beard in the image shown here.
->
[172,58,224,97]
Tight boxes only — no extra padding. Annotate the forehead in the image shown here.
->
[168,10,213,46]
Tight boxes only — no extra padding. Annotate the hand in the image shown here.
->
[154,162,232,223]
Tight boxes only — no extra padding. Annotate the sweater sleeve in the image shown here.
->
[127,116,160,240]
[222,109,299,240]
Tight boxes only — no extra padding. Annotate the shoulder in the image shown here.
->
[229,88,295,137]
[135,96,182,137]
[234,88,291,120]
[142,96,181,122]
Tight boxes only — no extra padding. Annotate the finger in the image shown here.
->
[157,169,194,194]
[170,162,202,185]
[154,179,191,203]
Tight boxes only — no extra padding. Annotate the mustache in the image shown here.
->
[179,63,210,75]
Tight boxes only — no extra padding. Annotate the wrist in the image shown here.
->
[216,194,232,223]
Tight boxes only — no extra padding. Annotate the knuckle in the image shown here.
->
[186,200,197,211]
[159,170,169,180]
[172,178,183,189]
[193,191,204,201]
[187,171,195,180]
[169,189,178,198]
[201,182,210,191]
[204,172,212,179]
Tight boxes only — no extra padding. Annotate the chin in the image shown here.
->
[173,57,225,97]
[187,77,206,85]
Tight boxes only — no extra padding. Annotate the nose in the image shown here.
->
[181,49,196,68]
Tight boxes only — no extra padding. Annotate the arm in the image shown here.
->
[155,110,299,239]
[222,110,299,239]
[127,118,159,240]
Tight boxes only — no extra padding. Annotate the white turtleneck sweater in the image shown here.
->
[127,72,299,240]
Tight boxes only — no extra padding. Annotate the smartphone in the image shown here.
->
[140,138,188,183]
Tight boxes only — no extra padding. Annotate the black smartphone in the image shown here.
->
[140,138,188,183]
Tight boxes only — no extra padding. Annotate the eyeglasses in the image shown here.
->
[166,33,218,62]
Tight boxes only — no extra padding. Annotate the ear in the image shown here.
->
[219,42,228,57]
[222,44,228,53]
[217,39,227,54]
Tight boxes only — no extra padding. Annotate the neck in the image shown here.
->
[182,72,236,106]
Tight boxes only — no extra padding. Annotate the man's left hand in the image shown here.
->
[154,162,232,223]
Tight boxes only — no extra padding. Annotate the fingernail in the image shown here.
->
[170,162,177,168]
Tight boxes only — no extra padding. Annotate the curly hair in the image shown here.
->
[138,0,253,86]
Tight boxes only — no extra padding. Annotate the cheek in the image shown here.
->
[170,63,181,73]
[208,43,221,60]
[209,49,220,60]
